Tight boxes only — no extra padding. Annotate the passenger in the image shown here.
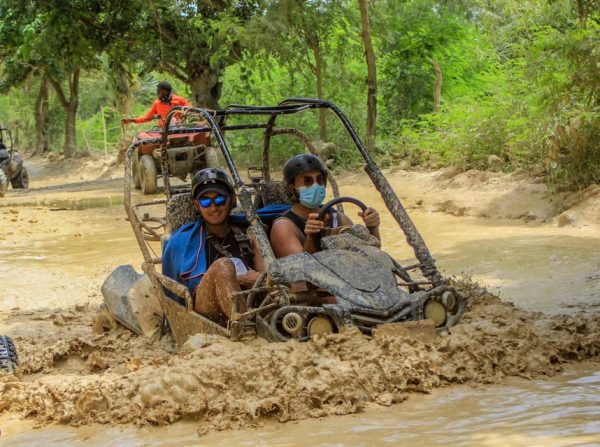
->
[121,80,191,128]
[162,168,264,326]
[270,154,381,258]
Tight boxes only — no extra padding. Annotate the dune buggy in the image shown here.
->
[0,128,29,197]
[128,116,219,195]
[103,99,467,346]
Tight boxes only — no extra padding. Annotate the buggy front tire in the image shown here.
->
[11,166,29,189]
[140,154,158,195]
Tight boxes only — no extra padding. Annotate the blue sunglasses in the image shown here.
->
[197,194,228,208]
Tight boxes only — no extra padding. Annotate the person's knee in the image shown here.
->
[210,257,236,276]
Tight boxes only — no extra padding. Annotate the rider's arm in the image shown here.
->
[133,101,159,124]
[359,207,381,240]
[338,208,381,240]
[249,235,265,272]
[235,235,265,288]
[270,218,306,257]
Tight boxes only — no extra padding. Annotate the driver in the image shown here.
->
[121,81,191,128]
[270,154,381,258]
[162,168,265,326]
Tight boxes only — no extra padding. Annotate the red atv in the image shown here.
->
[131,125,219,194]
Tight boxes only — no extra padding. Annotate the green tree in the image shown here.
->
[138,0,264,109]
[0,0,139,156]
[248,0,348,139]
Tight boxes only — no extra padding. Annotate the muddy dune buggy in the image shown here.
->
[103,99,467,346]
[128,115,219,195]
[0,128,29,197]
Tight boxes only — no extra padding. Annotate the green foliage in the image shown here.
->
[0,0,597,191]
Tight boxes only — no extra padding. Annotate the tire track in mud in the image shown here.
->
[1,281,599,434]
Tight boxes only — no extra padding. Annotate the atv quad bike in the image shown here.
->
[0,128,29,197]
[128,113,219,195]
[104,99,467,346]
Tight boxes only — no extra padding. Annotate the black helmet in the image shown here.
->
[156,81,172,93]
[191,168,235,199]
[283,154,328,185]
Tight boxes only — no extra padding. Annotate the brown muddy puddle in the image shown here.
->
[2,366,599,446]
[1,180,600,445]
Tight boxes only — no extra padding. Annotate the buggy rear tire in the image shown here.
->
[140,154,157,195]
[11,166,29,189]
[0,335,18,373]
[0,170,7,197]
[132,152,142,190]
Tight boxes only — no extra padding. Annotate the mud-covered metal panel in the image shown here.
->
[271,250,412,314]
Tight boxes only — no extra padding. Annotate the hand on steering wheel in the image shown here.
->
[305,213,325,235]
[359,207,380,229]
[316,196,379,231]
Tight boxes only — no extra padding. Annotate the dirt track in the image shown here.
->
[1,155,599,441]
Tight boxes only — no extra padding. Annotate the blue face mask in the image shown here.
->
[299,184,326,208]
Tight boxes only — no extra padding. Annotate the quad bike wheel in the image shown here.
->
[0,169,8,197]
[11,166,29,189]
[140,154,158,194]
[0,335,18,373]
[132,153,142,190]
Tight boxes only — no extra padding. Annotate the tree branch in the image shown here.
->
[48,77,69,109]
[164,62,189,82]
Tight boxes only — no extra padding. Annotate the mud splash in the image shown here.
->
[1,282,599,434]
[1,158,600,441]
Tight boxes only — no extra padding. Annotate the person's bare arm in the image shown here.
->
[358,207,381,240]
[270,218,306,257]
[303,213,325,254]
[237,236,265,288]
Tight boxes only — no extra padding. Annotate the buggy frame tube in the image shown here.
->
[162,101,443,286]
[278,98,444,286]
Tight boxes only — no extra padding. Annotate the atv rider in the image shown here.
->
[162,168,265,326]
[270,153,381,258]
[121,81,191,128]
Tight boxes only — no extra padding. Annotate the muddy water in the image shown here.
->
[1,176,600,445]
[2,366,598,446]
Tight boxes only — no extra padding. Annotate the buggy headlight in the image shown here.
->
[424,300,447,327]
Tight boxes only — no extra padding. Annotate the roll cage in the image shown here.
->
[123,98,447,342]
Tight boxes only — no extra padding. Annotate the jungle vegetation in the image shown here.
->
[0,0,597,190]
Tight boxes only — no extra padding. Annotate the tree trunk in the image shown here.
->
[358,0,377,150]
[109,61,133,115]
[49,69,80,157]
[432,58,443,114]
[188,64,221,109]
[34,77,50,154]
[309,40,327,141]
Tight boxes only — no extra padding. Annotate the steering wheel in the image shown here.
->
[317,196,368,221]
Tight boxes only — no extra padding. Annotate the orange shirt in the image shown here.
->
[133,94,192,127]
